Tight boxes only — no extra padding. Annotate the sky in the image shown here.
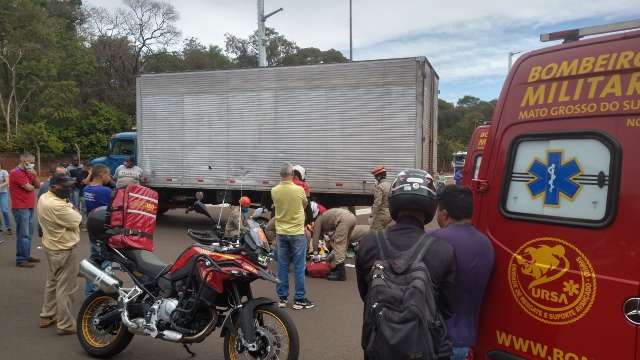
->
[85,0,640,103]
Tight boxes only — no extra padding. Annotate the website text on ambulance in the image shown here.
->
[519,50,640,120]
[496,330,589,360]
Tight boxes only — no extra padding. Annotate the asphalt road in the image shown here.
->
[0,209,439,360]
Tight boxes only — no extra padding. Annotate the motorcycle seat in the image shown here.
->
[123,249,170,279]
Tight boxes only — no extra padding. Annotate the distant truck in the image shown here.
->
[92,57,439,212]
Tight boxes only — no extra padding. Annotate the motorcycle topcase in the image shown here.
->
[107,184,158,252]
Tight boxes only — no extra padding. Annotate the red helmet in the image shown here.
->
[371,165,386,176]
[239,196,251,208]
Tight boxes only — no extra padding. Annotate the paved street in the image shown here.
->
[0,209,385,360]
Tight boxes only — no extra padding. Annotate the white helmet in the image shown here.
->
[292,165,306,181]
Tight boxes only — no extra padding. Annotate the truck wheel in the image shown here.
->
[157,204,171,216]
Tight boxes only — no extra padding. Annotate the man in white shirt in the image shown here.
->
[114,156,143,188]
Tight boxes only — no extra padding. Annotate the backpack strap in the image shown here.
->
[408,233,436,266]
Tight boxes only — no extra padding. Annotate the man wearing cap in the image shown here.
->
[224,196,252,238]
[370,166,392,231]
[37,173,82,335]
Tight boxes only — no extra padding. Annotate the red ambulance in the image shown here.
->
[473,20,640,359]
[461,124,491,188]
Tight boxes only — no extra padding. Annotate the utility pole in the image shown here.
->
[508,50,522,70]
[257,0,283,67]
[349,0,353,61]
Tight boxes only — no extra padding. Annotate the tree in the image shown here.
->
[224,27,348,67]
[13,121,65,174]
[88,36,137,114]
[0,0,58,141]
[437,97,496,171]
[84,0,181,74]
[224,33,256,67]
[182,37,233,70]
[281,47,348,66]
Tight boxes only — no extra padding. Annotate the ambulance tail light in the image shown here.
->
[541,19,640,43]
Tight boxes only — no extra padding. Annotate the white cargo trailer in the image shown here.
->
[136,57,438,209]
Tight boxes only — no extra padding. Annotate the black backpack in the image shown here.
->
[362,231,452,360]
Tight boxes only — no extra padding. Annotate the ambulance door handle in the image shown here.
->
[623,297,640,325]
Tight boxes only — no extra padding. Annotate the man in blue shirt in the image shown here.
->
[82,165,113,296]
[431,185,495,360]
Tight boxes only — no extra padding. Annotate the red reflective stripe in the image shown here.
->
[336,182,343,187]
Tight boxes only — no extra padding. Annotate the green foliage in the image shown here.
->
[13,121,65,154]
[224,28,348,67]
[437,97,496,170]
[67,101,130,156]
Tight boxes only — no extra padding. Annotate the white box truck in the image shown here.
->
[99,57,438,212]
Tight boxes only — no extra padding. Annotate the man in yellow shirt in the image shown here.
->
[271,163,314,310]
[37,174,82,335]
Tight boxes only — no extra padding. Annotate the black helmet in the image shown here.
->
[388,169,437,224]
[87,206,109,240]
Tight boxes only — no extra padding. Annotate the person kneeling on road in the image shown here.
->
[224,196,251,238]
[311,207,356,281]
[37,173,83,335]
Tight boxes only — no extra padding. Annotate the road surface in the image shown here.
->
[0,209,438,360]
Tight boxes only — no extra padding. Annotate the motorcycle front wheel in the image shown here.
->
[224,304,300,360]
[77,291,134,358]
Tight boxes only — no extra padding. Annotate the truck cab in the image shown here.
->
[91,132,137,175]
[474,21,640,359]
[461,124,490,188]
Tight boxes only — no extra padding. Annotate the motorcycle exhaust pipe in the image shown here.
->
[79,259,120,293]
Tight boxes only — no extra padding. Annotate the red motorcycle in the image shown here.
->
[77,201,299,359]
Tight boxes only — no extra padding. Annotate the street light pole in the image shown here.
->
[257,0,283,67]
[508,50,522,70]
[349,0,353,62]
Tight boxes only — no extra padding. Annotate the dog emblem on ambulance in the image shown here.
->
[508,237,596,325]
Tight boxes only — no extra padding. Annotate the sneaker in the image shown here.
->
[16,262,35,268]
[39,317,56,328]
[292,298,315,310]
[278,298,288,308]
[6,229,12,235]
[27,257,41,263]
[56,328,76,336]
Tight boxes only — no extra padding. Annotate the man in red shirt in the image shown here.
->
[10,153,41,267]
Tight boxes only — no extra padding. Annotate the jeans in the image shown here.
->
[276,234,307,301]
[85,237,112,297]
[13,208,34,263]
[451,347,470,360]
[0,192,10,230]
[70,188,81,210]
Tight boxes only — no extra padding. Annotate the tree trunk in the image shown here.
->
[74,143,81,162]
[36,143,41,176]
